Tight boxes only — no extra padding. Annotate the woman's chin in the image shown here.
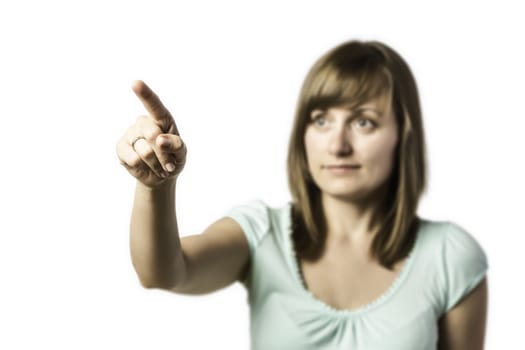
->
[323,188,373,203]
[321,184,388,204]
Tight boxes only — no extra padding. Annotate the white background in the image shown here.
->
[1,1,523,349]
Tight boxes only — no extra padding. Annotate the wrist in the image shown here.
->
[136,178,176,196]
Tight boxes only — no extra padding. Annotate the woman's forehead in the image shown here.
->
[317,92,392,113]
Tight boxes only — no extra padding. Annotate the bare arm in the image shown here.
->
[130,179,250,293]
[172,217,250,295]
[438,277,488,350]
[118,80,249,293]
[130,179,185,289]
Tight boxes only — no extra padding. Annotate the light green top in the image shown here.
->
[227,200,488,350]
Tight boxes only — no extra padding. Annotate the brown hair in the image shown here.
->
[287,40,427,269]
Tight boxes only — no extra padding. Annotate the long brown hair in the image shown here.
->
[287,40,427,269]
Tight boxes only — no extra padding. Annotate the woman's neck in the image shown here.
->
[321,191,386,247]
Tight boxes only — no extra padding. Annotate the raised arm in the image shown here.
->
[116,81,249,293]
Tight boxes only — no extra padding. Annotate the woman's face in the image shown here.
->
[304,93,399,202]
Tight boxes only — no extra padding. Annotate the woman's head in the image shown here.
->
[288,40,426,267]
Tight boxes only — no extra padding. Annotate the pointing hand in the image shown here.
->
[117,80,187,188]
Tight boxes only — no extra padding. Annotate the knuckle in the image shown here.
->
[117,156,128,167]
[144,127,161,141]
[128,154,143,168]
[136,147,155,159]
[157,134,172,148]
[143,87,156,101]
[119,148,141,169]
[150,100,163,113]
[134,141,154,158]
[173,135,183,149]
[133,166,147,179]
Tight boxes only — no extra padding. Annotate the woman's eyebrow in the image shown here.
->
[334,106,381,117]
[355,106,381,114]
[334,103,382,114]
[353,107,384,117]
[312,106,383,117]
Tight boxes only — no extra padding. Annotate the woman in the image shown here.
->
[116,40,488,349]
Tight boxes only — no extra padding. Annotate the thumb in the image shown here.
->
[156,133,187,172]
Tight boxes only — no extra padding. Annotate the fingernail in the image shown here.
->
[166,163,175,172]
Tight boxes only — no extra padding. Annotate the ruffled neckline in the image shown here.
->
[284,202,421,317]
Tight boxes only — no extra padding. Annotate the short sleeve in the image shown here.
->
[226,200,271,257]
[440,222,489,314]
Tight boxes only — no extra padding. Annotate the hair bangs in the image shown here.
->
[305,57,392,112]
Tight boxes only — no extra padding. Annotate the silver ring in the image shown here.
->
[131,136,146,148]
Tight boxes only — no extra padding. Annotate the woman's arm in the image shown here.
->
[120,80,249,293]
[130,178,250,293]
[130,179,185,289]
[437,277,488,350]
[171,217,250,295]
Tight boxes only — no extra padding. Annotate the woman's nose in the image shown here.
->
[328,125,352,156]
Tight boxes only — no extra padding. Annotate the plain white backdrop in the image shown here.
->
[1,1,523,348]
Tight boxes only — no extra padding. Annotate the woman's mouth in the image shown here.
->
[323,164,361,173]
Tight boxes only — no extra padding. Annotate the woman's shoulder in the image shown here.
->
[226,199,292,221]
[417,218,483,246]
[225,199,292,251]
[416,217,489,315]
[416,217,488,268]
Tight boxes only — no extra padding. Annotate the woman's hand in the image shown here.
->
[117,80,186,188]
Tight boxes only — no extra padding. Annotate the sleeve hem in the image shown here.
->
[444,268,488,314]
[227,212,257,258]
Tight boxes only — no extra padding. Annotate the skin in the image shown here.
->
[304,92,398,248]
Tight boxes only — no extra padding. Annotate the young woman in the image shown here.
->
[116,40,488,349]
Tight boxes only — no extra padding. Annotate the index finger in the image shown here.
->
[132,80,179,134]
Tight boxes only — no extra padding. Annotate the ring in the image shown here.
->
[131,136,146,148]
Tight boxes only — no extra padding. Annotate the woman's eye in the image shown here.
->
[314,116,327,126]
[355,118,375,129]
[310,110,329,127]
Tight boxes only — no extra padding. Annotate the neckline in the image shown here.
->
[285,202,420,317]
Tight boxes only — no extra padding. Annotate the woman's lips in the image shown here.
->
[322,164,361,173]
[323,164,361,169]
